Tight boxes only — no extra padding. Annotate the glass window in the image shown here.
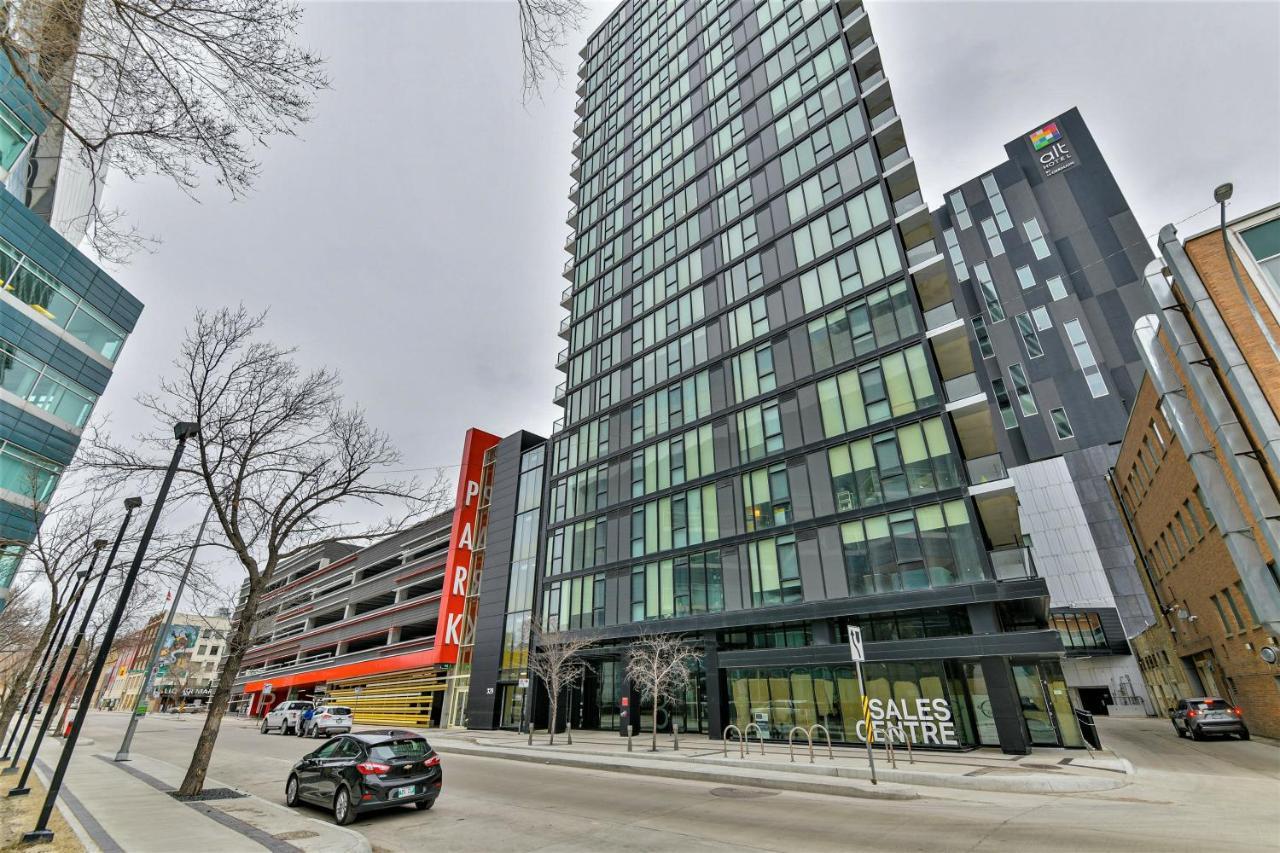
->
[1240,218,1280,293]
[1008,363,1036,415]
[980,218,1004,256]
[981,174,1013,231]
[1051,407,1074,439]
[737,399,784,462]
[0,441,61,503]
[1064,319,1108,397]
[0,101,33,172]
[743,462,792,532]
[747,533,802,607]
[1046,275,1068,301]
[1031,306,1052,331]
[943,227,967,281]
[973,262,1004,322]
[1015,265,1036,290]
[1023,218,1051,259]
[971,315,994,359]
[1015,313,1043,358]
[991,378,1017,429]
[948,190,971,229]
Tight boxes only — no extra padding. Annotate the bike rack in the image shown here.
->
[808,724,834,761]
[787,726,814,764]
[722,725,744,759]
[743,723,766,756]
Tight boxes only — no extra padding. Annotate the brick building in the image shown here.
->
[1112,198,1280,737]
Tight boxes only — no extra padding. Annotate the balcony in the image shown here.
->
[551,417,565,433]
[922,300,960,332]
[944,372,983,404]
[556,346,568,368]
[859,69,886,96]
[566,204,577,225]
[562,257,574,278]
[893,190,925,219]
[565,230,576,250]
[553,381,567,403]
[905,238,942,270]
[870,105,899,133]
[965,453,1009,486]
[561,284,573,307]
[989,546,1038,581]
[558,315,571,336]
[880,145,911,173]
[849,35,876,65]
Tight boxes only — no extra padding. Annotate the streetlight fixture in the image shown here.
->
[6,508,138,794]
[22,422,198,844]
[115,502,214,761]
[1,545,103,774]
[0,556,97,765]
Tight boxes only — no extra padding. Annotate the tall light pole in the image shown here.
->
[7,504,139,794]
[115,502,213,761]
[0,561,95,764]
[23,422,198,844]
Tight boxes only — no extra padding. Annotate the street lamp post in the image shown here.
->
[115,502,213,761]
[0,563,95,764]
[6,504,139,795]
[22,422,198,844]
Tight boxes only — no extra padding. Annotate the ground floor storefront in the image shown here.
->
[483,650,1086,754]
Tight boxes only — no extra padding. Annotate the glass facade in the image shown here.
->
[528,0,1075,754]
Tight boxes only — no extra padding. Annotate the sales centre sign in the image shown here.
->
[855,698,960,746]
[432,428,500,665]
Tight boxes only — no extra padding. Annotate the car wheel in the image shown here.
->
[1173,721,1186,738]
[1191,725,1205,741]
[334,787,356,826]
[415,799,434,811]
[285,775,300,807]
[1239,728,1251,741]
[260,719,269,734]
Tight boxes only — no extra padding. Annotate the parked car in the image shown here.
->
[1170,697,1250,740]
[285,730,442,825]
[260,700,314,735]
[301,705,354,738]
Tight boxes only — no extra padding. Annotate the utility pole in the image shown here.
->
[116,503,213,761]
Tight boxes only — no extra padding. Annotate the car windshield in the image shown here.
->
[1193,699,1230,710]
[368,739,430,762]
[322,707,351,716]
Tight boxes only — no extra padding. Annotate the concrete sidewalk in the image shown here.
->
[421,728,1132,796]
[16,736,369,853]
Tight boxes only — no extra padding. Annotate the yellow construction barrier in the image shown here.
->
[325,667,446,728]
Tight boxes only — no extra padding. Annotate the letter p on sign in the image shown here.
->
[847,626,865,662]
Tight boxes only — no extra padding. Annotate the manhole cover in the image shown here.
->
[709,787,780,799]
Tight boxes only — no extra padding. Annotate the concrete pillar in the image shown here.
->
[703,636,724,739]
[980,657,1032,755]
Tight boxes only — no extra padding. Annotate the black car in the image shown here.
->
[286,730,442,825]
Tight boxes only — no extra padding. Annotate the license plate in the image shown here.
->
[391,785,415,799]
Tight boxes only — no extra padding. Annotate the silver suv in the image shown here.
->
[300,705,354,738]
[1171,697,1250,740]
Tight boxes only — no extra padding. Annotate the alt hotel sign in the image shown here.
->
[432,428,500,665]
[1028,121,1077,178]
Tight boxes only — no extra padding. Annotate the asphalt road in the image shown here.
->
[75,712,1278,852]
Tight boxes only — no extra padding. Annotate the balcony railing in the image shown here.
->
[849,35,875,60]
[880,145,910,172]
[552,417,565,433]
[989,546,1037,580]
[943,372,982,402]
[893,190,925,218]
[553,381,566,402]
[965,453,1009,485]
[556,347,568,366]
[905,239,940,268]
[561,284,572,304]
[859,69,885,93]
[922,301,959,330]
[559,315,571,334]
[870,105,898,131]
[563,257,574,275]
[842,7,867,32]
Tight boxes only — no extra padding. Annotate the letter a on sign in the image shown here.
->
[847,625,865,662]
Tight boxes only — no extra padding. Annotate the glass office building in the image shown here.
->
[0,54,143,611]
[524,0,1084,753]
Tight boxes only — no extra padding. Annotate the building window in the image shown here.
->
[628,550,724,622]
[971,315,995,358]
[1194,486,1216,528]
[1235,581,1261,626]
[743,463,792,532]
[1015,313,1044,358]
[1046,275,1068,301]
[973,262,1004,322]
[980,174,1013,231]
[1223,587,1248,632]
[943,227,967,281]
[0,339,99,427]
[1064,319,1108,397]
[828,416,960,512]
[1239,218,1280,293]
[948,190,971,229]
[990,378,1017,429]
[980,218,1004,256]
[737,399,784,462]
[1051,611,1108,650]
[1050,408,1074,439]
[808,280,918,372]
[1210,594,1232,633]
[747,533,803,607]
[816,344,937,438]
[731,342,776,402]
[1008,363,1037,415]
[840,499,986,594]
[1031,306,1052,330]
[1023,218,1052,259]
[1015,265,1037,290]
[0,101,33,172]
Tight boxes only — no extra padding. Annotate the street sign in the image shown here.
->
[847,625,865,662]
[518,678,529,689]
[263,682,273,694]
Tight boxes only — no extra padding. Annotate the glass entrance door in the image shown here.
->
[1011,661,1085,748]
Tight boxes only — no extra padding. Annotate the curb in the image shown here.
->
[432,738,1129,795]
[432,741,918,800]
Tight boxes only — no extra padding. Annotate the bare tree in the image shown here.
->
[517,0,586,104]
[0,582,44,710]
[85,305,448,795]
[527,624,593,746]
[0,0,328,260]
[625,632,703,752]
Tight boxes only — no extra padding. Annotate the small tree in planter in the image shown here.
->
[527,624,593,745]
[625,632,703,752]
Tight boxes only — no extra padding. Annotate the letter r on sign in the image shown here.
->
[453,564,469,596]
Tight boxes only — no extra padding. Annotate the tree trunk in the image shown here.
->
[178,576,263,795]
[651,695,658,752]
[547,688,557,746]
[0,602,59,740]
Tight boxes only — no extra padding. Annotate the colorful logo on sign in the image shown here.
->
[1029,122,1062,151]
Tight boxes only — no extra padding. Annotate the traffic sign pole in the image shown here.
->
[848,626,876,785]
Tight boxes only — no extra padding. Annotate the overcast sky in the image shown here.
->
[92,0,1278,558]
